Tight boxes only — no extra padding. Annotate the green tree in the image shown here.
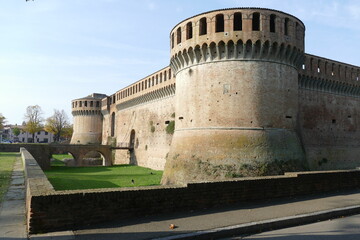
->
[44,109,70,142]
[62,125,73,141]
[24,105,43,143]
[12,127,21,137]
[0,113,5,130]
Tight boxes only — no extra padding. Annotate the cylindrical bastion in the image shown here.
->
[162,8,308,185]
[70,94,105,144]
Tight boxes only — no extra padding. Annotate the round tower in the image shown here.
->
[70,93,106,144]
[162,8,307,185]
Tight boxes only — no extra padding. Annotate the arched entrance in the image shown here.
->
[130,129,136,148]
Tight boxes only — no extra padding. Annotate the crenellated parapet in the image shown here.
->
[71,110,102,116]
[116,83,176,110]
[170,8,305,74]
[99,67,177,111]
[299,54,360,97]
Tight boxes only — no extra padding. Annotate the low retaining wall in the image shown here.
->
[20,148,360,234]
[3,144,51,170]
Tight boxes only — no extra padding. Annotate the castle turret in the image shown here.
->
[70,93,107,144]
[162,8,308,184]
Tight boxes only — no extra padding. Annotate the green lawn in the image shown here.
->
[45,154,163,190]
[0,152,17,203]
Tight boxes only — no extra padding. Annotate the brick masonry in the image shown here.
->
[19,148,360,234]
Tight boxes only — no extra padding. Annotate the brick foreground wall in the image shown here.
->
[20,148,360,234]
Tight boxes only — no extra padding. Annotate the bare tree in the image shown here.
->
[24,105,44,143]
[45,109,70,142]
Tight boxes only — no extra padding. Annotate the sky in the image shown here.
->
[0,0,359,125]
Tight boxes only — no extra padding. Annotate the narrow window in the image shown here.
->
[96,101,100,107]
[156,75,158,85]
[284,18,289,36]
[145,80,147,89]
[171,33,174,49]
[252,12,260,31]
[176,27,181,44]
[295,22,300,39]
[186,22,193,39]
[111,112,115,137]
[199,17,207,35]
[215,14,224,32]
[90,101,93,107]
[160,73,163,83]
[270,14,276,33]
[233,12,242,31]
[169,69,172,79]
[84,101,87,107]
[164,71,167,81]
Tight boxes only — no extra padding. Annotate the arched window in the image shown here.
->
[186,22,193,39]
[215,14,224,32]
[284,18,289,35]
[111,112,115,137]
[199,17,207,35]
[233,12,242,31]
[171,33,174,49]
[176,27,181,44]
[270,14,276,33]
[252,12,260,31]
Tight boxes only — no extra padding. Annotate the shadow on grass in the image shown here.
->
[49,178,120,191]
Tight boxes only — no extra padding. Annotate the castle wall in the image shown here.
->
[113,96,175,170]
[101,67,176,169]
[299,54,360,170]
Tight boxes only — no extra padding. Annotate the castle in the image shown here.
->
[70,8,360,185]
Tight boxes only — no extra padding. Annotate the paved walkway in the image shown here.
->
[0,156,27,240]
[30,189,360,240]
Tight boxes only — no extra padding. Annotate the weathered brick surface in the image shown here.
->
[20,148,360,234]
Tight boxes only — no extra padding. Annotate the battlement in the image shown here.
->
[299,54,360,98]
[170,8,305,75]
[101,66,176,112]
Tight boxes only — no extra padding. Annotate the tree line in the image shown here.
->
[0,105,73,143]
